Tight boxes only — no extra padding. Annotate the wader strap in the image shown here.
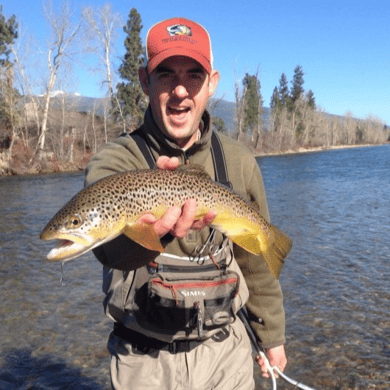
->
[131,131,156,168]
[211,132,232,189]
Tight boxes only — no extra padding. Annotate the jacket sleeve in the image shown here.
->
[234,159,286,349]
[84,137,147,186]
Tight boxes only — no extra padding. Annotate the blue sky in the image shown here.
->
[5,0,390,125]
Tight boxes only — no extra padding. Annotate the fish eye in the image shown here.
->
[69,214,82,228]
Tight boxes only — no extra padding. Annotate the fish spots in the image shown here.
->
[42,167,263,245]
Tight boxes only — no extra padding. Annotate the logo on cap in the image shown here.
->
[167,24,192,36]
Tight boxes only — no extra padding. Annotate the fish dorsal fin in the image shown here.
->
[176,164,211,180]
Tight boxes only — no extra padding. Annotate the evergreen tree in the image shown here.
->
[0,6,18,122]
[212,117,227,133]
[278,73,289,106]
[290,65,305,103]
[115,8,145,127]
[242,73,263,134]
[289,65,306,137]
[0,6,18,67]
[270,86,280,111]
[306,89,316,110]
[269,86,282,133]
[270,74,290,133]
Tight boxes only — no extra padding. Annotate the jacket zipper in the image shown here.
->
[151,277,238,291]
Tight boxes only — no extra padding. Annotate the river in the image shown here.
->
[0,144,389,389]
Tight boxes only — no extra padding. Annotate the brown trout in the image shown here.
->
[40,165,292,278]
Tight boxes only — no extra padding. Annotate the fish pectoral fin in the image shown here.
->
[122,223,164,252]
[229,224,293,279]
[229,233,262,255]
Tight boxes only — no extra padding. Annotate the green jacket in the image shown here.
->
[85,107,285,348]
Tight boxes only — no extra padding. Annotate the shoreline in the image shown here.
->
[1,142,388,178]
[0,161,85,179]
[255,142,388,157]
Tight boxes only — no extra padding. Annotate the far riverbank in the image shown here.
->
[1,142,388,178]
[255,142,388,157]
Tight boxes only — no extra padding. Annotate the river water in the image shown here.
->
[0,144,389,390]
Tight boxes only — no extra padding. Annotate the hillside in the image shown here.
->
[209,99,271,134]
[37,93,269,134]
[21,92,389,142]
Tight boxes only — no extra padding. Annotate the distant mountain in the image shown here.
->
[57,95,252,132]
[26,93,272,134]
[20,93,109,118]
[209,98,271,134]
[49,94,109,116]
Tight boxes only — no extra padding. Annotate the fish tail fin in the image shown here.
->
[229,224,292,279]
[259,224,292,279]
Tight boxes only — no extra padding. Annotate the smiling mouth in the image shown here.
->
[168,106,190,117]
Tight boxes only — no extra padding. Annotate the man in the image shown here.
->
[85,17,287,390]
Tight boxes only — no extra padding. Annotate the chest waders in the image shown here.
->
[111,130,249,352]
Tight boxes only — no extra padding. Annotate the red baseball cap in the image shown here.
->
[145,17,213,74]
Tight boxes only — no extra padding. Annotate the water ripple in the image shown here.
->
[1,145,389,389]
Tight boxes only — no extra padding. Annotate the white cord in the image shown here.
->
[238,309,317,390]
[273,366,317,390]
[258,351,317,390]
[258,351,277,389]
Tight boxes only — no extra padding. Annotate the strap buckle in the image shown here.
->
[168,340,191,354]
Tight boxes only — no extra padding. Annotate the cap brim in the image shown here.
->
[147,47,212,74]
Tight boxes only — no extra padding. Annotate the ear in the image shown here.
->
[208,70,220,97]
[139,67,150,95]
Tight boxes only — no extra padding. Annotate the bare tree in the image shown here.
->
[233,67,248,141]
[101,96,111,143]
[254,84,265,149]
[10,22,43,150]
[56,90,79,159]
[91,100,98,154]
[82,3,122,103]
[342,111,356,145]
[362,114,387,144]
[31,0,81,162]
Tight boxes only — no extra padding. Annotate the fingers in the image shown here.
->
[139,207,182,238]
[137,201,198,239]
[170,199,197,238]
[256,345,287,378]
[169,202,217,238]
[268,345,287,372]
[138,201,217,239]
[191,210,217,230]
[255,355,272,378]
[156,156,180,171]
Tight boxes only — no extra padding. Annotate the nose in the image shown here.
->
[172,78,189,99]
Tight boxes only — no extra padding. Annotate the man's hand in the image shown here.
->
[137,156,217,238]
[256,345,287,378]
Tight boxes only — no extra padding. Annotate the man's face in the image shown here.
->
[139,56,219,149]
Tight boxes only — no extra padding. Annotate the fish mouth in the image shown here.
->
[46,238,93,262]
[42,231,121,262]
[41,231,95,262]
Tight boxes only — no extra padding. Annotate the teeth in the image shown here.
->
[170,107,188,112]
